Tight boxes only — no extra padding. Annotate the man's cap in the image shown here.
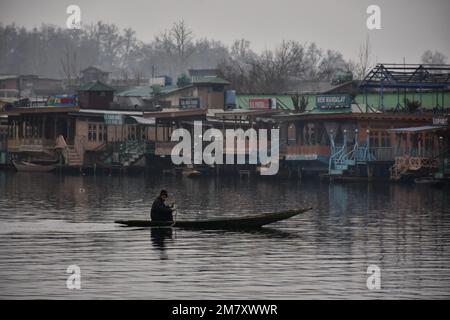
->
[160,189,168,196]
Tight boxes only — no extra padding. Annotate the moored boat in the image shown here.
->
[182,169,201,178]
[414,177,445,188]
[115,208,311,230]
[13,160,56,172]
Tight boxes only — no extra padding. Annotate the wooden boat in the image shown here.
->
[182,169,201,178]
[13,160,56,172]
[414,177,445,187]
[115,208,311,230]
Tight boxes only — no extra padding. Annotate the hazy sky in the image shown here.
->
[1,0,449,64]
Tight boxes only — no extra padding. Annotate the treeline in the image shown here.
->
[2,20,445,93]
[218,39,353,93]
[0,21,229,84]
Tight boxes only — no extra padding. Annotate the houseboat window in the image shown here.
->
[99,124,103,141]
[96,124,107,142]
[93,124,97,140]
[88,123,97,141]
[380,132,391,147]
[425,134,434,151]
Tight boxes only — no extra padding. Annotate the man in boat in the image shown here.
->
[151,190,174,221]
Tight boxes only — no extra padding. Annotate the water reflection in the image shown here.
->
[0,171,449,299]
[150,228,173,260]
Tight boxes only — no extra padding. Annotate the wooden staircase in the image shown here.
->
[122,151,143,167]
[120,141,146,167]
[56,135,84,167]
[66,146,82,167]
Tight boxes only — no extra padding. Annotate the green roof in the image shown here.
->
[236,95,295,110]
[234,92,450,113]
[117,86,153,97]
[159,85,185,95]
[191,75,230,85]
[78,81,115,92]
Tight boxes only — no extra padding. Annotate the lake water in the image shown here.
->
[0,171,449,299]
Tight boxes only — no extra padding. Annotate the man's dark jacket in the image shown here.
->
[151,196,173,221]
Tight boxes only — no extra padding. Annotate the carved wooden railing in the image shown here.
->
[7,138,55,152]
[390,155,439,180]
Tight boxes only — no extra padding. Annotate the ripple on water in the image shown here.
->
[0,172,449,299]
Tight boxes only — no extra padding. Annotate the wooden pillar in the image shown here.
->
[406,132,410,156]
[34,116,38,138]
[419,133,423,157]
[280,123,288,146]
[66,117,70,141]
[22,117,26,138]
[54,116,57,139]
[42,116,46,139]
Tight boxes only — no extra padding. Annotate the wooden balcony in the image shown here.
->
[7,138,56,153]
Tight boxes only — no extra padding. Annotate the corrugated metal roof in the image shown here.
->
[117,86,153,97]
[129,116,155,125]
[191,75,230,85]
[116,85,179,97]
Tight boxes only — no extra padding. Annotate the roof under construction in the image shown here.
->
[360,64,450,89]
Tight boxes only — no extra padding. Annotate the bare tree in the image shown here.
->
[220,40,308,93]
[119,28,138,81]
[154,20,194,75]
[304,42,323,80]
[355,35,372,80]
[170,20,194,61]
[318,50,347,81]
[60,45,79,87]
[2,21,367,89]
[217,39,255,93]
[421,50,448,64]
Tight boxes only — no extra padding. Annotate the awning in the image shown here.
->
[387,125,447,133]
[129,116,155,125]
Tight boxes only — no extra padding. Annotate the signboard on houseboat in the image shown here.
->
[47,95,77,107]
[432,117,448,126]
[316,94,351,110]
[179,97,201,109]
[104,114,124,125]
[249,98,273,109]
